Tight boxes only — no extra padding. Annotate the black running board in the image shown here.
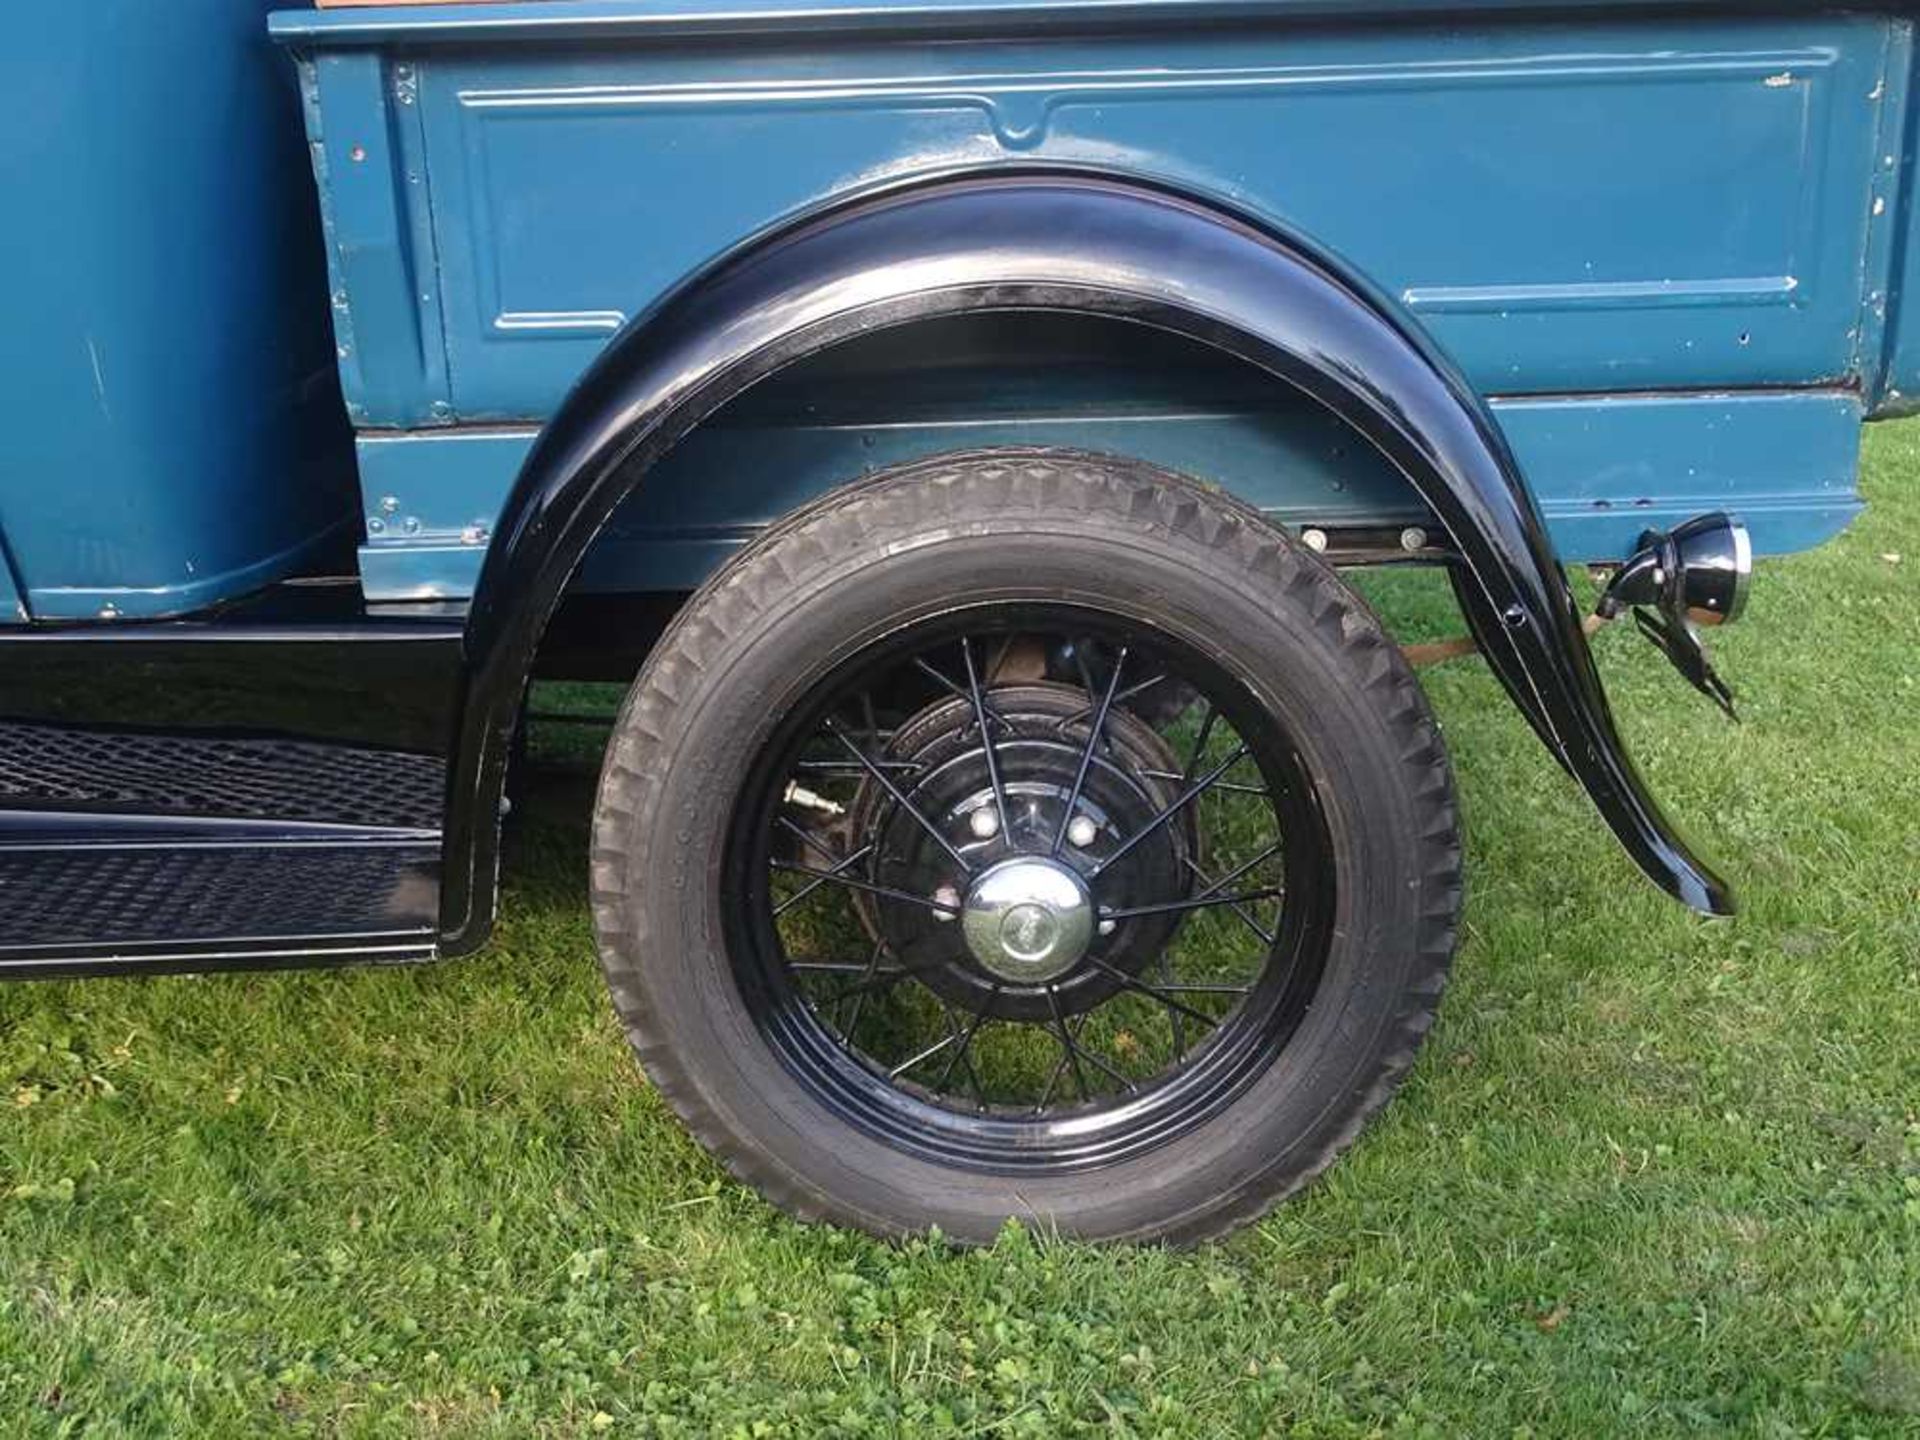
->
[0,831,441,978]
[0,583,465,976]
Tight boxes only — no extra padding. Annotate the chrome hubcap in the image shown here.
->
[961,857,1094,984]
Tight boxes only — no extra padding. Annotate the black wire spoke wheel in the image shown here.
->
[739,612,1326,1170]
[592,449,1462,1244]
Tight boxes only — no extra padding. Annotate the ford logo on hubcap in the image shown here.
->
[961,858,1094,984]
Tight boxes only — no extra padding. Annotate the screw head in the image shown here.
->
[1399,526,1429,553]
[1301,527,1330,553]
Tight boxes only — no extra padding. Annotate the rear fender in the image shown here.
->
[439,173,1731,953]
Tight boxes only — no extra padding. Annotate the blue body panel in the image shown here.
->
[353,389,1864,599]
[0,2,354,622]
[265,1,1907,600]
[305,14,1894,425]
[0,1,1902,616]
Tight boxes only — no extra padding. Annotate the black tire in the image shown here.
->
[590,448,1461,1245]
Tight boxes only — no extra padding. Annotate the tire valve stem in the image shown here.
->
[782,782,845,818]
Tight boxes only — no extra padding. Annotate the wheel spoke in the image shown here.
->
[837,940,888,1040]
[1034,1046,1071,1112]
[1051,672,1168,733]
[1067,1025,1139,1093]
[1044,984,1093,1101]
[1180,856,1276,945]
[1099,886,1282,923]
[772,836,877,917]
[1157,950,1186,1053]
[776,814,840,865]
[912,656,1014,736]
[820,940,957,1006]
[1140,769,1269,798]
[934,987,997,1095]
[1197,840,1282,898]
[960,638,1012,840]
[887,1032,957,1081]
[1088,743,1249,879]
[1084,958,1224,1029]
[770,858,959,917]
[1051,645,1128,856]
[794,757,919,775]
[1180,702,1220,785]
[824,718,973,874]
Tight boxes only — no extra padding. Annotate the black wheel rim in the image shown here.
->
[724,602,1337,1174]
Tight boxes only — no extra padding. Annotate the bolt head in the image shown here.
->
[1098,918,1118,936]
[932,884,962,921]
[967,807,1000,839]
[1066,815,1098,848]
[1301,527,1330,553]
[1399,526,1429,553]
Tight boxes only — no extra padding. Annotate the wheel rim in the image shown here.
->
[724,602,1337,1174]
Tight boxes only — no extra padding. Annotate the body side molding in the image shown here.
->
[443,173,1731,953]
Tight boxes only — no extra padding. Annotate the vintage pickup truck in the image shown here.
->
[0,0,1898,1242]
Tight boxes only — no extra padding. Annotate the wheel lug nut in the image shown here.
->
[933,884,962,921]
[968,807,1000,839]
[1066,814,1098,849]
[1098,918,1117,936]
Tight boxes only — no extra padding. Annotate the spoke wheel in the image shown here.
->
[736,611,1328,1171]
[592,449,1461,1244]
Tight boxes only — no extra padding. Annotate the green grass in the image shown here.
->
[2,426,1917,1438]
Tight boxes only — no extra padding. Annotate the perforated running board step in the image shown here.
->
[0,825,439,977]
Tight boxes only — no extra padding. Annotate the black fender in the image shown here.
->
[439,173,1731,954]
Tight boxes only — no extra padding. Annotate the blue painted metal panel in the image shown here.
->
[0,2,356,621]
[1870,22,1920,414]
[352,388,1862,600]
[338,14,1897,421]
[302,51,455,428]
[264,0,1916,46]
[0,545,27,626]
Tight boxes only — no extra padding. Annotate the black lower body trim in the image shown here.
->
[0,929,437,981]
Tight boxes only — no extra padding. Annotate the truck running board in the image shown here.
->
[0,815,440,978]
[0,583,463,978]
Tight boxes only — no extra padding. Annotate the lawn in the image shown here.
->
[1,425,1915,1438]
